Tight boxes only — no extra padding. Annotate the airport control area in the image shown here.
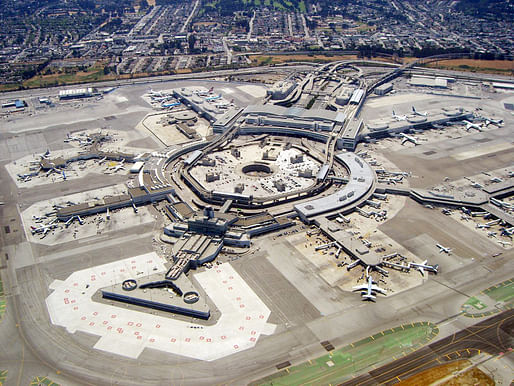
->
[0,60,513,385]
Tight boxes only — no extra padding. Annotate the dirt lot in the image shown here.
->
[398,359,494,386]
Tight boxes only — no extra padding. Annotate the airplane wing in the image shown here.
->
[417,266,425,276]
[371,285,386,294]
[401,138,408,145]
[352,285,368,291]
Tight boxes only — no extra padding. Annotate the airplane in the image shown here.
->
[152,95,173,102]
[498,240,512,247]
[463,120,483,132]
[461,214,471,221]
[409,260,439,276]
[436,244,452,254]
[461,207,471,215]
[441,208,452,215]
[392,110,407,121]
[147,89,163,97]
[485,118,504,127]
[98,156,107,165]
[352,276,386,301]
[491,197,513,209]
[500,227,514,237]
[476,223,491,229]
[30,223,58,235]
[161,102,181,109]
[42,149,50,159]
[412,106,428,116]
[205,94,222,101]
[487,231,497,238]
[208,86,214,93]
[62,171,66,180]
[107,159,125,173]
[400,133,419,146]
[490,177,503,183]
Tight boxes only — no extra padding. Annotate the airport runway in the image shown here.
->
[342,309,514,385]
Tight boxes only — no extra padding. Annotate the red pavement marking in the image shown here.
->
[117,328,123,333]
[134,331,140,336]
[185,338,191,342]
[136,323,142,327]
[65,289,70,293]
[246,316,251,320]
[64,298,69,304]
[155,324,160,328]
[81,316,86,320]
[250,337,256,342]
[111,314,117,318]
[234,344,239,349]
[149,338,155,343]
[73,306,78,311]
[128,322,134,326]
[89,322,95,326]
[93,311,98,316]
[221,335,226,340]
[170,338,176,342]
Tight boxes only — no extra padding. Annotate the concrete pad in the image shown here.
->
[452,142,512,160]
[45,254,276,361]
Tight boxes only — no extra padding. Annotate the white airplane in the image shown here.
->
[487,231,497,238]
[490,177,503,183]
[491,197,512,209]
[392,110,407,121]
[352,276,386,301]
[485,118,504,127]
[461,214,471,221]
[112,162,125,173]
[436,244,452,254]
[98,156,107,165]
[498,240,512,247]
[400,133,419,146]
[476,223,491,229]
[463,120,483,132]
[30,223,58,235]
[409,260,439,276]
[412,106,428,116]
[147,89,163,97]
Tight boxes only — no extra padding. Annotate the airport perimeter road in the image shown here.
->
[342,309,514,385]
[0,64,315,101]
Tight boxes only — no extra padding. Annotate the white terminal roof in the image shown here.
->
[243,104,346,124]
[294,152,374,218]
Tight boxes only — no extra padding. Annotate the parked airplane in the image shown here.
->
[436,244,452,254]
[98,156,107,165]
[500,227,514,237]
[62,171,66,180]
[400,133,419,146]
[409,260,439,276]
[30,223,58,235]
[463,120,483,132]
[487,231,497,238]
[147,89,163,97]
[491,197,513,209]
[392,110,407,121]
[485,118,504,127]
[498,240,512,247]
[111,160,125,173]
[461,214,471,221]
[412,106,428,116]
[205,94,222,101]
[476,223,491,229]
[352,276,386,301]
[161,102,181,109]
[490,177,503,183]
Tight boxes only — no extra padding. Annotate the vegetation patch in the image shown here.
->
[252,322,439,386]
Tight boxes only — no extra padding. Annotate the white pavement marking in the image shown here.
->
[46,253,276,360]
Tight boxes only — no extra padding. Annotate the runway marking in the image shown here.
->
[45,253,276,361]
